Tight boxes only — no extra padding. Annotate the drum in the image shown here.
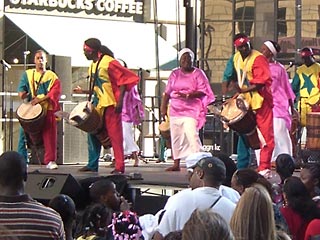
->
[159,121,170,140]
[16,102,46,146]
[220,97,260,149]
[220,97,256,134]
[69,101,111,149]
[306,112,320,150]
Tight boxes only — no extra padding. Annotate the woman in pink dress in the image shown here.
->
[160,48,215,171]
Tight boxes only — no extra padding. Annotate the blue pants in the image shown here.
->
[236,134,251,169]
[86,133,102,171]
[17,127,28,162]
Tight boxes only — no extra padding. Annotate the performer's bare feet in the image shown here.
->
[106,160,115,168]
[133,152,139,167]
[165,166,181,171]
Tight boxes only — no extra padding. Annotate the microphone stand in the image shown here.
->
[1,64,6,151]
[8,80,13,150]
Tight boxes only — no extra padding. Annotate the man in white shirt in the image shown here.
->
[152,153,236,239]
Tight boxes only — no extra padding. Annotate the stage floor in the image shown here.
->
[27,158,190,190]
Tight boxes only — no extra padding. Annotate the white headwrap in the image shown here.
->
[264,41,278,56]
[178,48,195,62]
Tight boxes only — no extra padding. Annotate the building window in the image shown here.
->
[278,7,287,37]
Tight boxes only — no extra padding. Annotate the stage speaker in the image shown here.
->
[202,114,235,156]
[56,102,88,164]
[25,172,85,207]
[133,195,169,216]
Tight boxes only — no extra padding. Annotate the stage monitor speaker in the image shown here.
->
[133,195,169,216]
[25,172,85,207]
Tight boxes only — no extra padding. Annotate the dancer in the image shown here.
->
[260,40,296,161]
[160,48,215,171]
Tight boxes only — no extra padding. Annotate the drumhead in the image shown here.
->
[69,101,93,121]
[16,103,42,120]
[159,121,170,132]
[221,99,243,122]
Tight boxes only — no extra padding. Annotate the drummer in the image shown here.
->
[74,38,139,174]
[222,33,274,179]
[17,50,62,169]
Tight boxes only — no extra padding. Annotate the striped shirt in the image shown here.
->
[0,194,65,239]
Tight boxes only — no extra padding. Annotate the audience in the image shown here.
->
[182,209,234,240]
[0,151,65,239]
[230,183,277,240]
[49,194,76,240]
[280,176,320,240]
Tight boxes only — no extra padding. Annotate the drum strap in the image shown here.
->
[88,57,103,102]
[32,70,46,96]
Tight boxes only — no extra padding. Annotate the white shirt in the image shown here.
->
[156,187,236,237]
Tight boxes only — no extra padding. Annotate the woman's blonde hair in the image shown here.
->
[182,208,234,240]
[230,183,277,240]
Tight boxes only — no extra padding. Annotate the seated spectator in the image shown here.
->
[304,218,320,240]
[75,203,112,240]
[276,154,295,184]
[182,209,234,240]
[230,183,277,240]
[187,152,240,204]
[89,178,131,212]
[272,154,295,207]
[110,210,143,240]
[49,194,76,240]
[0,151,65,239]
[211,152,238,187]
[230,168,288,233]
[231,168,272,195]
[300,163,320,206]
[280,176,320,240]
[152,155,236,240]
[163,230,182,240]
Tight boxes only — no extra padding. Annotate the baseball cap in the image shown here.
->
[185,152,213,170]
[192,156,226,182]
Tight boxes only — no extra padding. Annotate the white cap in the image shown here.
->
[185,152,213,169]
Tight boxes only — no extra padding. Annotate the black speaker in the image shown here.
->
[25,172,85,207]
[133,195,169,216]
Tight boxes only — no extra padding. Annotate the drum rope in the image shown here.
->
[88,57,103,102]
[31,70,46,97]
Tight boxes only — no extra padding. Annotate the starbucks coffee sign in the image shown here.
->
[5,0,144,22]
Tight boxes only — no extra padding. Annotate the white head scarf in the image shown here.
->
[264,41,278,56]
[178,48,195,62]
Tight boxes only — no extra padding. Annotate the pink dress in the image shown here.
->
[165,67,215,159]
